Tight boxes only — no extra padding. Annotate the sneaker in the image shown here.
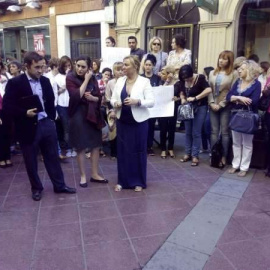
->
[71,150,77,157]
[66,150,72,157]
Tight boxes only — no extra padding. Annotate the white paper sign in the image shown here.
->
[100,47,131,71]
[149,85,175,118]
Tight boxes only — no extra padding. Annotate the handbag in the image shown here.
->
[229,109,259,134]
[177,102,194,121]
[210,137,224,168]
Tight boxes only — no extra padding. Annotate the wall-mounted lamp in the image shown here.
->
[26,0,41,9]
[7,5,22,12]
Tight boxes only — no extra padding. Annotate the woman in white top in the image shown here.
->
[55,55,75,157]
[258,61,270,91]
[167,34,191,73]
[140,36,168,75]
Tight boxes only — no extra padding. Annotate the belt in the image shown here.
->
[38,117,48,122]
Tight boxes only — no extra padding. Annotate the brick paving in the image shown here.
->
[0,134,270,270]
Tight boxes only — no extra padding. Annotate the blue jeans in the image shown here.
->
[184,105,207,158]
[209,106,230,158]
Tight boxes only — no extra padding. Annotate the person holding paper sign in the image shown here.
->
[111,55,154,192]
[159,65,180,159]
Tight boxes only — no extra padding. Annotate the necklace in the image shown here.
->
[126,75,138,85]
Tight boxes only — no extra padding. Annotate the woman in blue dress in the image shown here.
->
[111,55,155,192]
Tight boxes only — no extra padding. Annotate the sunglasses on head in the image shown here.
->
[153,43,161,46]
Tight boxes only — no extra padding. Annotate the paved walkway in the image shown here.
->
[0,133,269,270]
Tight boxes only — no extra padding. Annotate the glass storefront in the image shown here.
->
[0,24,51,62]
[237,0,270,62]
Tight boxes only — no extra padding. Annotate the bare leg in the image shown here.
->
[76,150,87,184]
[91,147,104,180]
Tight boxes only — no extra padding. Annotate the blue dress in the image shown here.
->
[116,84,148,189]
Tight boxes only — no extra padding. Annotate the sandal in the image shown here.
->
[191,157,199,166]
[180,155,191,163]
[238,171,247,177]
[228,167,238,174]
[168,150,175,159]
[85,152,91,159]
[114,184,122,192]
[134,186,143,192]
[160,151,167,159]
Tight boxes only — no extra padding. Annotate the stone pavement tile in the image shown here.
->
[243,181,270,197]
[35,223,81,250]
[40,192,77,207]
[257,235,270,249]
[219,239,270,270]
[100,164,118,174]
[143,241,209,270]
[109,186,147,199]
[233,212,270,237]
[180,189,208,207]
[208,177,249,199]
[131,234,168,266]
[252,170,270,182]
[0,173,14,184]
[195,176,219,188]
[217,217,252,245]
[151,162,182,171]
[160,170,192,180]
[116,193,189,216]
[143,181,176,195]
[0,228,35,270]
[31,246,85,270]
[13,172,33,184]
[243,193,270,211]
[0,209,38,230]
[146,171,167,182]
[222,168,255,182]
[171,177,207,192]
[0,183,11,196]
[167,193,239,255]
[77,187,112,203]
[81,217,127,245]
[187,166,221,178]
[0,196,5,206]
[8,181,31,196]
[84,240,139,270]
[233,198,262,217]
[3,194,40,211]
[122,212,170,238]
[79,201,119,222]
[203,249,235,270]
[39,204,79,226]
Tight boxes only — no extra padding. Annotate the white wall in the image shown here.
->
[56,9,110,57]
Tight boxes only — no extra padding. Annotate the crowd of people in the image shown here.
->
[0,33,269,200]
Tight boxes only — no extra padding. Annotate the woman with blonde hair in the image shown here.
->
[140,36,168,75]
[111,55,154,192]
[208,50,238,167]
[226,60,261,177]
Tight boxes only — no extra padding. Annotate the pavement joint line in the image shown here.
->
[143,169,256,270]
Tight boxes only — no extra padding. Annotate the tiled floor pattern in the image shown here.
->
[0,149,222,270]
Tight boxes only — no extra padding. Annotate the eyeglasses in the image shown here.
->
[153,43,161,46]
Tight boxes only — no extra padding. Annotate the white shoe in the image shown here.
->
[71,150,77,157]
[66,150,72,157]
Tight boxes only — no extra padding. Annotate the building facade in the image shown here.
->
[115,0,270,72]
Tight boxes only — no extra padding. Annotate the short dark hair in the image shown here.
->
[101,67,112,75]
[24,51,43,67]
[58,55,72,75]
[92,59,101,72]
[179,65,193,81]
[173,34,186,49]
[203,66,214,80]
[260,61,270,73]
[106,36,116,46]
[75,55,91,69]
[248,54,259,63]
[48,57,59,69]
[128,36,137,43]
[145,54,157,66]
[8,61,22,73]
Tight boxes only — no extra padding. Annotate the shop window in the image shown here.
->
[237,0,270,62]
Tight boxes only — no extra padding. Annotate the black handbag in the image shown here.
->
[229,109,259,134]
[177,102,194,121]
[210,137,224,168]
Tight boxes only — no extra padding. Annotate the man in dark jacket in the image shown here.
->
[128,36,145,62]
[3,52,76,201]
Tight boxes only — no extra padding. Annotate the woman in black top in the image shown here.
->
[141,54,160,155]
[179,65,212,166]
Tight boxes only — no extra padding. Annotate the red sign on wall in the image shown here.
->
[33,34,45,56]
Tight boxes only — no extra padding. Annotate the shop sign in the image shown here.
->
[196,0,218,14]
[247,8,269,22]
[33,34,45,56]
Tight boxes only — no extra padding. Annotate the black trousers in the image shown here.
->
[264,112,270,171]
[0,110,11,161]
[147,118,156,149]
[21,118,66,192]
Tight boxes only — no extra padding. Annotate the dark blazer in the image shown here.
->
[3,73,56,144]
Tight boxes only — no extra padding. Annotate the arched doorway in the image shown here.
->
[237,0,270,62]
[145,0,200,71]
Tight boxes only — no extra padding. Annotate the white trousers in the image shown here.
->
[231,131,253,171]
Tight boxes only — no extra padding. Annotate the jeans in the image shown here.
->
[209,106,230,158]
[184,105,207,158]
[57,105,70,149]
[201,111,211,150]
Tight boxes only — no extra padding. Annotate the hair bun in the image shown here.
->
[145,54,157,66]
